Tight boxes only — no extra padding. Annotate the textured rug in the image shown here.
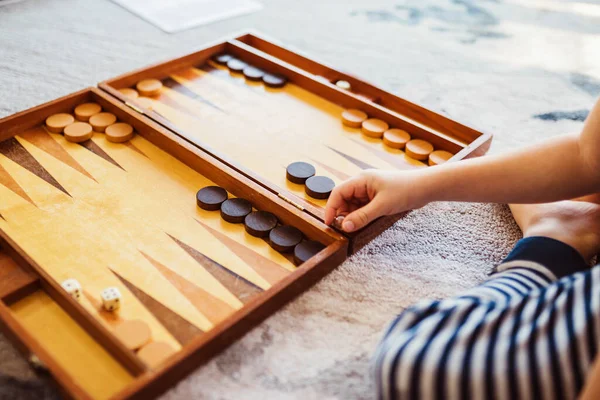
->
[0,0,599,399]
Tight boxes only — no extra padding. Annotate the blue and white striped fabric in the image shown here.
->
[374,261,600,400]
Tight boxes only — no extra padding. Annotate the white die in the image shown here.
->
[101,287,122,312]
[61,279,82,301]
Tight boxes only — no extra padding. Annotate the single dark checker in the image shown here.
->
[262,73,287,88]
[293,240,326,266]
[226,58,248,73]
[305,176,335,199]
[269,225,303,253]
[243,65,265,81]
[286,161,316,184]
[220,198,252,223]
[244,211,278,237]
[211,53,233,65]
[196,186,228,211]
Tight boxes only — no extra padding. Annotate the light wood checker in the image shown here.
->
[10,290,134,400]
[0,126,298,355]
[145,63,427,219]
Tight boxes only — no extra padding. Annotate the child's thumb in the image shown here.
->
[342,200,382,232]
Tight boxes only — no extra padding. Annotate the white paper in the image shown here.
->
[111,0,263,33]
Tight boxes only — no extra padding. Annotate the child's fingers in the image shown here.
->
[342,199,382,232]
[324,178,360,224]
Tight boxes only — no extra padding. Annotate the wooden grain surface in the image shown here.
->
[1,0,599,399]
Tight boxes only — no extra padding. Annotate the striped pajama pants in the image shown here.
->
[374,237,600,400]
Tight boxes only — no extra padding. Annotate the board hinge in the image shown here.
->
[125,101,144,114]
[278,193,304,211]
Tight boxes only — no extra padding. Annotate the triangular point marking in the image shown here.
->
[167,234,262,304]
[109,266,204,346]
[309,158,351,181]
[18,129,97,182]
[78,139,125,171]
[139,251,235,326]
[0,161,35,205]
[195,219,291,284]
[326,145,375,170]
[0,137,70,197]
[163,76,224,113]
[124,142,148,158]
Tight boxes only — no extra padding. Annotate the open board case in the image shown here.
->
[0,32,492,399]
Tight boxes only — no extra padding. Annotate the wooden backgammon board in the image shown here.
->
[0,32,492,399]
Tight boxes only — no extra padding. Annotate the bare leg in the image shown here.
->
[509,201,600,261]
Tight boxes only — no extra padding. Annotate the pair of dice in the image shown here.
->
[61,279,122,312]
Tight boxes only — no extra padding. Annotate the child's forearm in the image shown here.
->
[415,99,600,206]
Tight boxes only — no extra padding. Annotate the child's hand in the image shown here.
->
[324,169,426,232]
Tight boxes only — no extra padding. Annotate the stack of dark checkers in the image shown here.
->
[196,185,325,265]
[285,161,335,199]
[211,52,288,89]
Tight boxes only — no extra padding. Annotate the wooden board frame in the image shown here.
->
[99,31,493,254]
[0,87,348,400]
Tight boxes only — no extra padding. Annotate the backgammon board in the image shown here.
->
[0,32,491,400]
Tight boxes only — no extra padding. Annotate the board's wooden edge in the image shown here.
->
[453,132,493,161]
[111,239,348,400]
[0,88,92,143]
[235,31,488,147]
[0,298,94,400]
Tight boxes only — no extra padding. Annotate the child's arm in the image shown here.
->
[325,98,600,232]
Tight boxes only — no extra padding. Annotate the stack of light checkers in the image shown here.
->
[210,53,288,89]
[341,109,453,166]
[196,186,325,265]
[45,102,136,144]
[285,161,335,200]
[60,279,177,368]
[118,78,163,111]
[112,318,176,369]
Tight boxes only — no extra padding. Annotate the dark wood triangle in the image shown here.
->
[310,158,351,181]
[109,267,203,346]
[0,161,35,205]
[19,129,97,181]
[0,137,70,197]
[78,140,124,170]
[326,145,375,170]
[124,142,148,158]
[139,251,235,326]
[168,234,262,304]
[195,219,291,285]
[163,75,224,113]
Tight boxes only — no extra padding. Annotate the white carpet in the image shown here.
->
[0,0,599,399]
